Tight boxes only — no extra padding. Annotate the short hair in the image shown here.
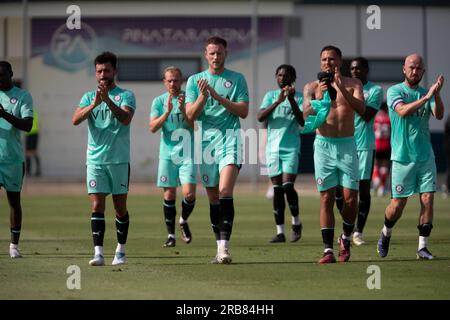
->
[352,57,369,70]
[275,64,297,82]
[0,61,13,75]
[163,66,182,79]
[321,45,342,58]
[94,51,117,69]
[205,36,227,49]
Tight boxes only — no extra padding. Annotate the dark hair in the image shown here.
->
[352,57,369,70]
[275,64,297,82]
[0,61,13,75]
[205,36,227,49]
[94,51,117,69]
[320,45,342,58]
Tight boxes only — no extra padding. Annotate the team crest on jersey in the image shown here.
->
[395,184,404,193]
[10,97,18,104]
[89,180,97,188]
[224,80,233,88]
[316,177,324,185]
[114,95,121,102]
[363,92,369,100]
[160,176,168,183]
[203,174,209,183]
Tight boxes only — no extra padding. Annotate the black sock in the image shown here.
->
[418,223,433,237]
[342,221,355,237]
[91,212,105,246]
[35,155,41,175]
[321,228,334,250]
[219,197,234,241]
[356,198,371,233]
[25,157,31,175]
[181,198,195,221]
[210,203,220,241]
[115,212,129,245]
[335,188,343,213]
[384,216,398,229]
[10,228,21,245]
[283,183,299,218]
[273,185,285,226]
[163,200,176,235]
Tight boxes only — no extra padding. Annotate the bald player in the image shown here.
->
[303,45,365,264]
[377,54,444,260]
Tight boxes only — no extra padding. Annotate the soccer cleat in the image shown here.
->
[416,247,434,260]
[318,251,336,264]
[338,236,351,262]
[269,233,286,243]
[290,224,302,242]
[180,222,192,244]
[377,232,391,258]
[9,247,22,259]
[89,254,105,266]
[163,237,176,248]
[352,232,365,246]
[210,255,220,264]
[217,248,232,264]
[112,252,127,266]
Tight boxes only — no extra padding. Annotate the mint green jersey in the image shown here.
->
[354,81,383,151]
[185,69,249,133]
[150,91,194,161]
[0,86,33,163]
[260,89,303,154]
[79,86,136,165]
[387,82,435,162]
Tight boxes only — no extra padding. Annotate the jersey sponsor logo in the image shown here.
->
[114,95,121,102]
[395,184,404,194]
[224,80,233,88]
[89,179,97,188]
[316,177,324,185]
[160,175,168,183]
[10,97,18,104]
[203,174,209,182]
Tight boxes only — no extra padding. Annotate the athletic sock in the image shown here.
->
[273,185,285,225]
[10,227,21,245]
[163,199,176,235]
[342,220,355,238]
[335,188,343,213]
[382,216,398,237]
[115,212,129,245]
[356,198,371,233]
[209,203,220,241]
[283,182,300,218]
[181,198,195,221]
[219,197,234,241]
[91,212,105,246]
[321,228,334,251]
[417,223,433,250]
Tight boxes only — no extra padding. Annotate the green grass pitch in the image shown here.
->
[1,192,449,300]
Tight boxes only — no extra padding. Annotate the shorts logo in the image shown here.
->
[160,176,167,183]
[203,174,209,183]
[114,95,121,102]
[224,80,232,88]
[89,179,97,188]
[395,184,404,193]
[10,97,18,104]
[316,177,324,185]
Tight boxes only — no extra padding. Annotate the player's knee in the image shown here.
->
[420,192,433,206]
[219,187,233,198]
[184,192,195,202]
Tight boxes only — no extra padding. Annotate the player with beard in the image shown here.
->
[72,52,136,266]
[257,64,304,243]
[377,54,444,260]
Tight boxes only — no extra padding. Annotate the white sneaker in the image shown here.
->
[353,232,365,246]
[9,246,22,258]
[89,254,105,266]
[217,248,232,264]
[112,252,127,266]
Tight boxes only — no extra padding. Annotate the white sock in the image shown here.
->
[276,224,285,235]
[341,233,351,240]
[179,217,187,225]
[418,236,428,250]
[94,246,103,256]
[168,233,175,239]
[354,231,362,237]
[292,216,300,226]
[382,225,392,237]
[324,248,333,254]
[116,243,125,254]
[216,240,220,251]
[219,240,229,250]
[10,243,18,250]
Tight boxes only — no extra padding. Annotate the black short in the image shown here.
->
[375,149,390,161]
[25,134,39,151]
